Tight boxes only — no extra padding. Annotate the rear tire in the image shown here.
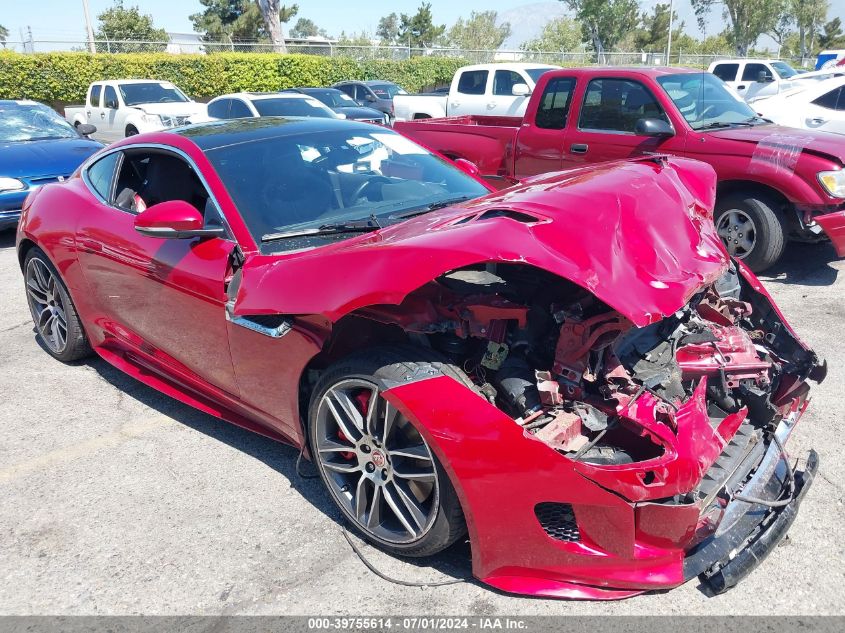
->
[125,125,139,137]
[715,193,786,273]
[23,247,92,363]
[308,345,471,557]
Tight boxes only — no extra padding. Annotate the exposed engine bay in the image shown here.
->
[358,261,823,478]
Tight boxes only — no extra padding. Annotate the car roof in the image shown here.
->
[459,63,560,71]
[213,92,312,101]
[0,99,42,107]
[174,116,384,151]
[548,66,702,78]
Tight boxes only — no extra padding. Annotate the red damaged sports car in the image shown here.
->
[17,117,823,599]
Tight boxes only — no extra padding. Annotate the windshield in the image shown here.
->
[119,82,189,106]
[205,127,489,251]
[0,103,78,142]
[657,73,758,130]
[771,61,798,78]
[305,90,358,108]
[526,68,557,84]
[368,83,407,98]
[253,98,336,118]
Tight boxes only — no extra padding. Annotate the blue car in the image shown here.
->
[1,100,103,230]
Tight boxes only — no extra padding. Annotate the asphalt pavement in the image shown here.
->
[0,229,843,615]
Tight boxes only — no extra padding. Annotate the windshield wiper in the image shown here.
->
[261,215,380,243]
[388,195,475,220]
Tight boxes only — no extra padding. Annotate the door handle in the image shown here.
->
[570,143,588,154]
[486,102,496,109]
[810,117,826,125]
[736,84,746,90]
[100,112,106,118]
[450,102,460,108]
[86,110,91,117]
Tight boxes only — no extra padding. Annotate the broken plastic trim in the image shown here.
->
[226,311,293,338]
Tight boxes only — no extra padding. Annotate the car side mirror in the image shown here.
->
[77,123,97,137]
[105,99,118,109]
[365,94,376,102]
[634,118,674,137]
[453,158,481,177]
[134,200,224,239]
[757,70,774,83]
[512,83,531,97]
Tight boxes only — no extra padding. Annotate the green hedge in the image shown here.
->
[0,51,466,105]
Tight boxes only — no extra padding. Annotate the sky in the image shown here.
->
[2,0,844,49]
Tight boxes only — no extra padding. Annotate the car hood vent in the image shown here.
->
[453,208,541,225]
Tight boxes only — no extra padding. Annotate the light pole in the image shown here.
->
[82,0,96,53]
[666,0,674,65]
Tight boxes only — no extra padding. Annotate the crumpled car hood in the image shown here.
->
[234,157,727,327]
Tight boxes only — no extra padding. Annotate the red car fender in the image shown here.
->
[815,210,845,257]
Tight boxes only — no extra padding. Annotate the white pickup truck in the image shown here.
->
[393,63,559,121]
[65,79,204,142]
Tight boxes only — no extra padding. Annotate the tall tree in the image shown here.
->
[257,1,298,53]
[791,0,828,58]
[377,13,401,45]
[0,24,8,48]
[521,17,583,52]
[819,17,844,49]
[398,3,446,49]
[635,3,684,52]
[95,0,168,52]
[446,11,510,50]
[690,0,790,56]
[561,0,639,58]
[769,4,795,55]
[190,0,266,43]
[290,17,326,39]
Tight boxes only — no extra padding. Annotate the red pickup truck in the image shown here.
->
[394,67,845,271]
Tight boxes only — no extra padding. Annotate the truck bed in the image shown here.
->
[394,115,522,179]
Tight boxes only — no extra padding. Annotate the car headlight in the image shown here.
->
[0,177,26,192]
[142,113,164,125]
[817,170,845,198]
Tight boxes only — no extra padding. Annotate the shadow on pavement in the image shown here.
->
[0,230,16,249]
[84,354,476,587]
[757,242,840,287]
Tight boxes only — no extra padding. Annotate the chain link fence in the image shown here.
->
[2,37,810,68]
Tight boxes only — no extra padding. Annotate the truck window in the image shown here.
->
[208,99,231,119]
[742,63,770,81]
[103,85,119,109]
[711,64,739,82]
[812,86,844,110]
[457,70,489,95]
[535,77,575,130]
[89,85,101,108]
[493,70,524,96]
[578,79,667,133]
[228,99,253,118]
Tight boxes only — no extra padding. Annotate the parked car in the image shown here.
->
[196,92,340,122]
[395,67,845,272]
[16,116,822,599]
[282,87,388,124]
[64,80,204,142]
[393,63,559,121]
[332,80,407,122]
[753,75,845,135]
[0,100,102,230]
[708,58,802,101]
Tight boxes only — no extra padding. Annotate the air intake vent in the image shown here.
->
[535,502,580,542]
[452,209,540,225]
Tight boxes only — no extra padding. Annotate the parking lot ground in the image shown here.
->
[1,229,843,615]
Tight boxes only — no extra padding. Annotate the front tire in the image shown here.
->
[23,247,92,362]
[715,193,786,272]
[125,125,139,137]
[308,347,469,557]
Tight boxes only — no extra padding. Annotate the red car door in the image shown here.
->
[75,147,241,397]
[513,75,578,178]
[561,76,686,168]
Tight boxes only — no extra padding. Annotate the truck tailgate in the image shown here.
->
[394,115,521,180]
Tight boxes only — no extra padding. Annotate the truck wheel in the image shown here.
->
[125,125,139,137]
[715,193,786,273]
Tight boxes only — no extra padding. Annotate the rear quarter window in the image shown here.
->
[89,85,101,107]
[712,64,739,82]
[535,77,575,130]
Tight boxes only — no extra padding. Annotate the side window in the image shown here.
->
[89,85,102,108]
[742,63,770,82]
[712,64,739,82]
[207,99,231,119]
[337,84,355,98]
[113,151,210,218]
[86,152,121,202]
[457,70,489,95]
[103,85,119,109]
[493,70,524,96]
[812,87,842,110]
[228,99,253,118]
[578,78,667,133]
[535,77,575,130]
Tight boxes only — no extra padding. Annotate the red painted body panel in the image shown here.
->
[395,66,845,244]
[15,126,819,600]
